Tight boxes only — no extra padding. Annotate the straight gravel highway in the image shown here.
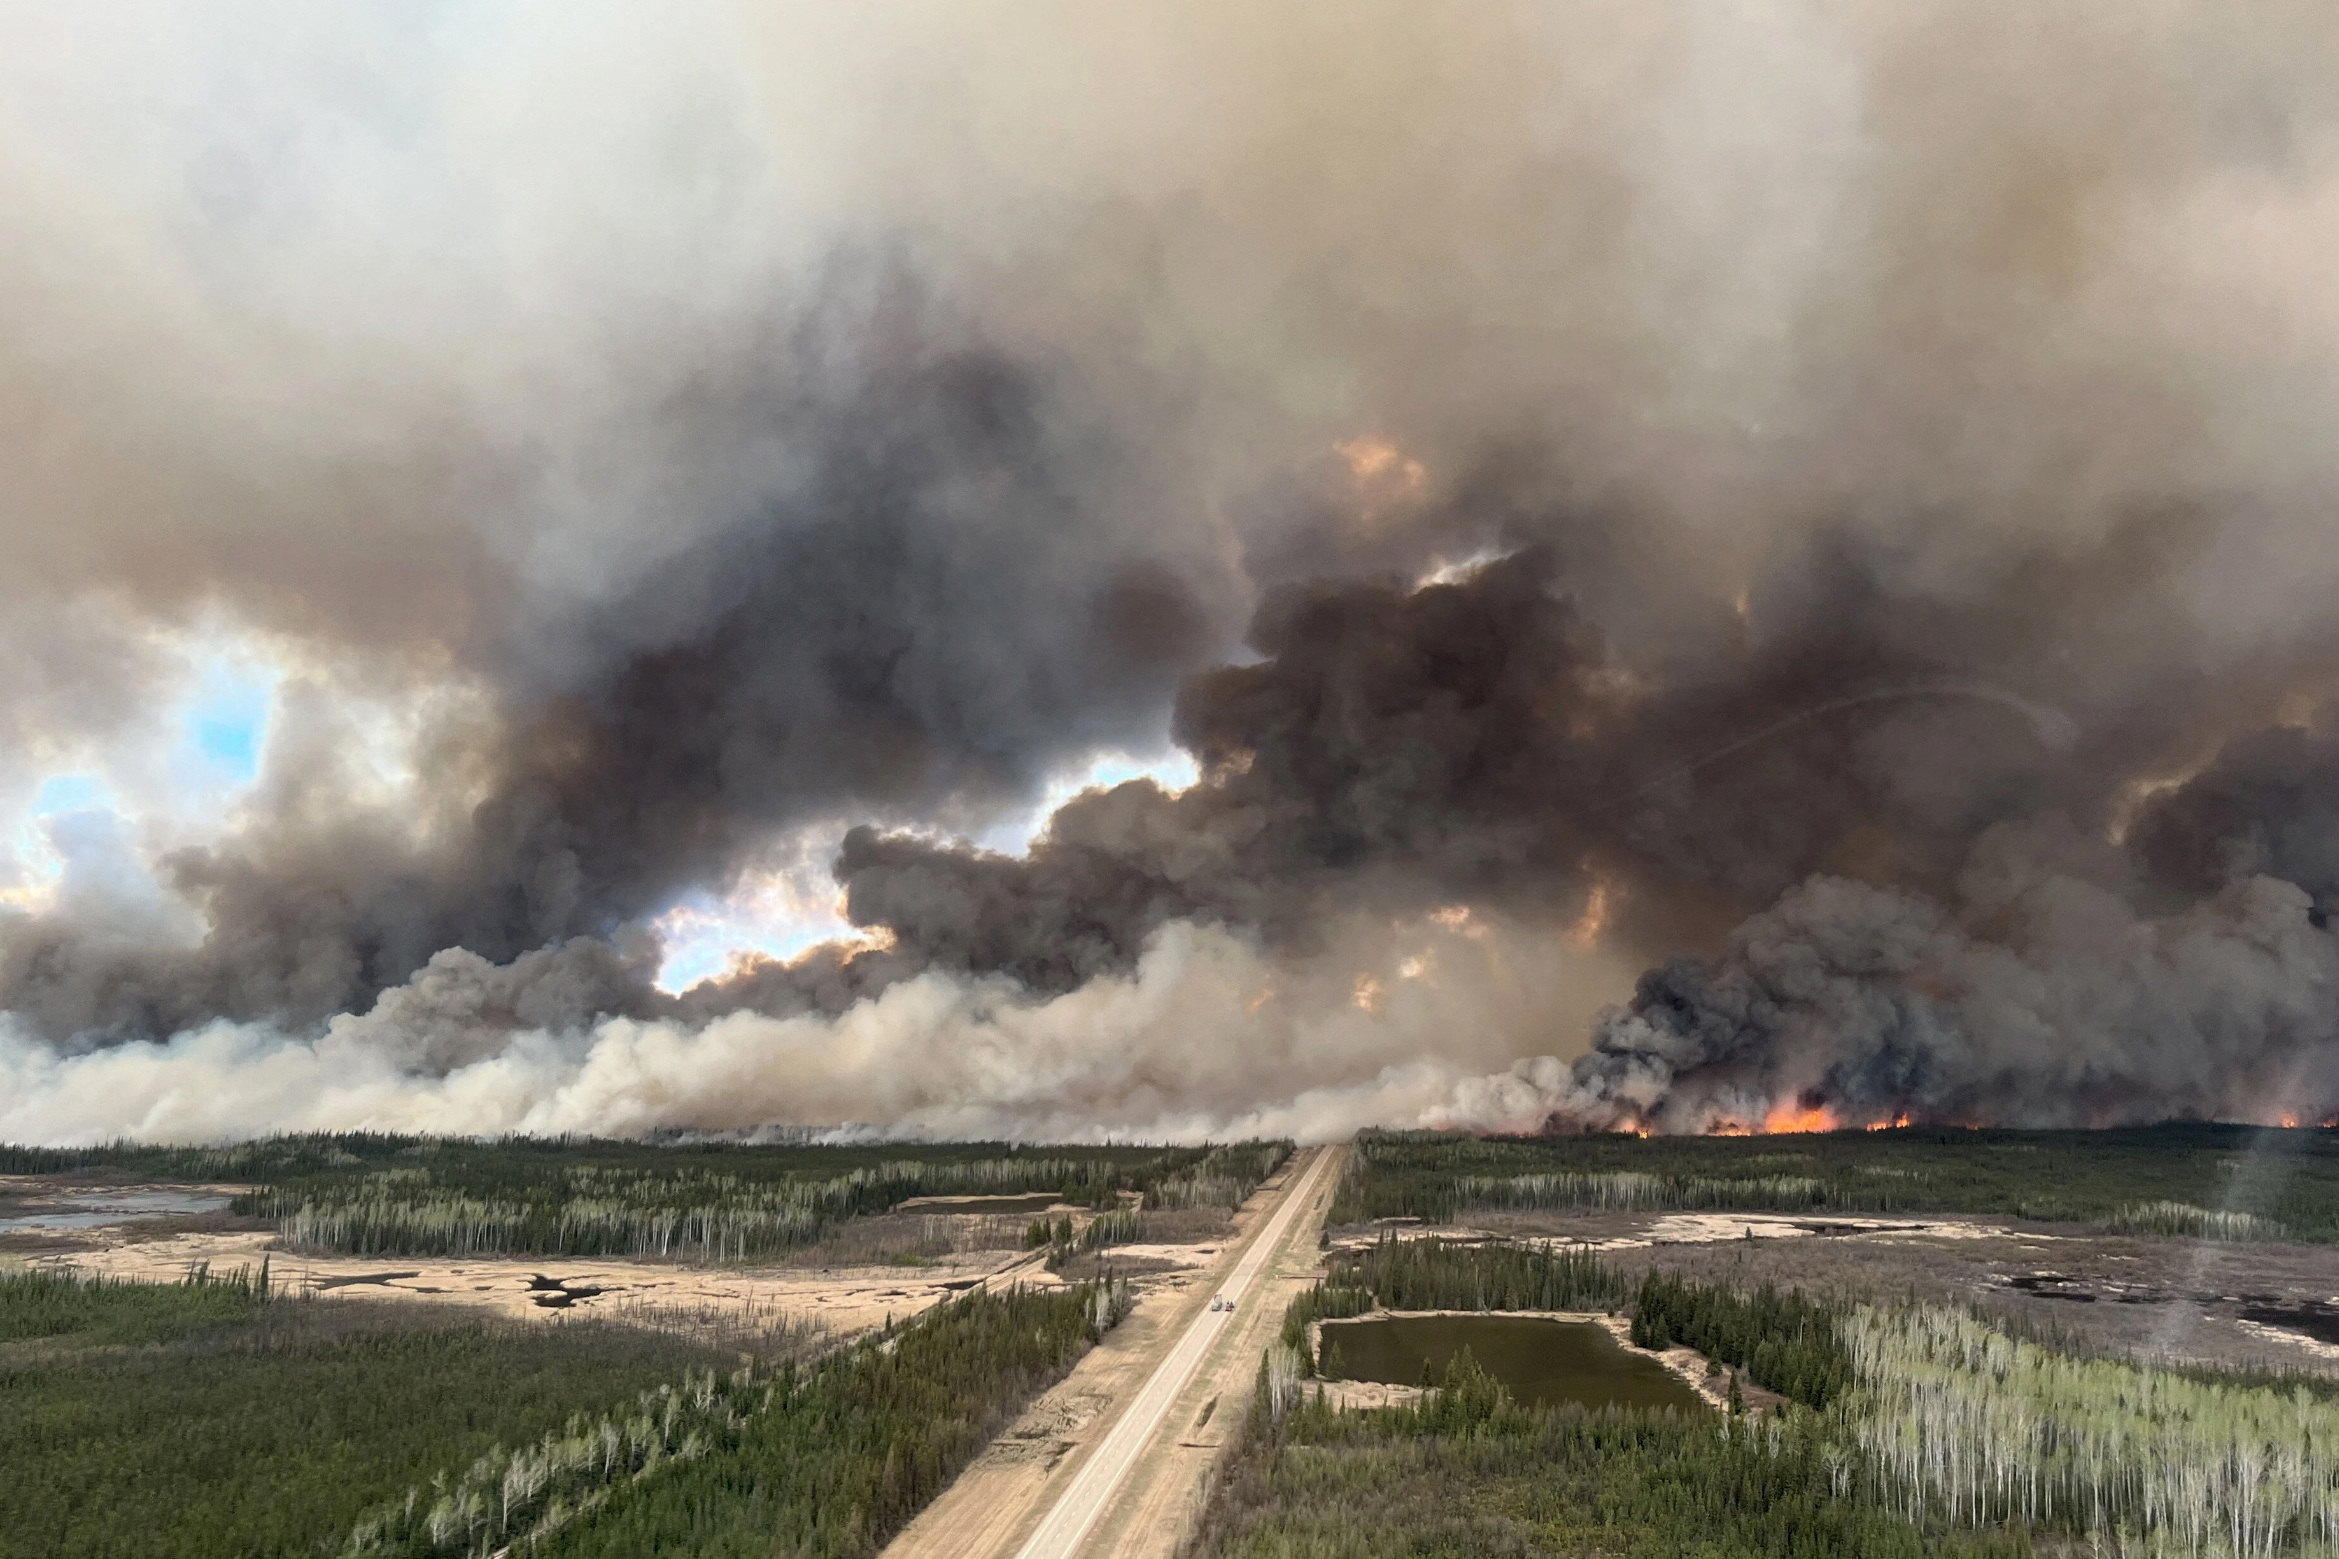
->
[1007,1145,1342,1559]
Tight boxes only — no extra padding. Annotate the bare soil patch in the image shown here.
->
[1398,1208,2339,1377]
[28,1221,1059,1352]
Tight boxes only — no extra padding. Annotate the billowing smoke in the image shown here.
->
[9,2,2339,1142]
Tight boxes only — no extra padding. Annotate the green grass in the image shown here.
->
[0,1275,725,1559]
[1337,1123,2339,1239]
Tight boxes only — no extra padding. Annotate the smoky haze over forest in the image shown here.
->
[7,0,2339,1144]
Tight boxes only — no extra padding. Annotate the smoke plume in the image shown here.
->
[9,2,2339,1141]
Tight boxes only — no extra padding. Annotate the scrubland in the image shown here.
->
[1186,1131,2339,1558]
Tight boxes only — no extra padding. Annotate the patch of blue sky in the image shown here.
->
[9,775,118,905]
[653,890,855,994]
[978,745,1201,855]
[31,773,112,818]
[178,659,276,788]
[647,748,1203,992]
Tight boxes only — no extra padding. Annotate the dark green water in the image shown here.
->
[1320,1315,1707,1412]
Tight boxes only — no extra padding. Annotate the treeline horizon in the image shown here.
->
[3,1131,1292,1264]
[1336,1123,2339,1241]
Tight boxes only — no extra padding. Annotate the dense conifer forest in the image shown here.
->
[0,1269,731,1559]
[1630,1276,1848,1410]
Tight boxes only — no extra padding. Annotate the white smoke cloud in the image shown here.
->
[0,913,1631,1146]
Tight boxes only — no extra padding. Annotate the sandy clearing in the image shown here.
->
[1313,1378,1423,1410]
[2237,1318,2339,1363]
[19,1223,1057,1341]
[1080,1242,1219,1271]
[1342,1211,2032,1253]
[1641,1211,2018,1245]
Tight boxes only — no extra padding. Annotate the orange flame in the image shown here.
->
[1707,1101,1843,1136]
[1762,1102,1840,1134]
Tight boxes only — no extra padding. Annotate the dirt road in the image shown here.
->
[883,1144,1344,1559]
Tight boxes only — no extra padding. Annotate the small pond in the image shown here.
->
[0,1189,232,1232]
[1319,1314,1708,1413]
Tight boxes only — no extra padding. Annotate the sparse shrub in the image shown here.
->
[2108,1200,2287,1242]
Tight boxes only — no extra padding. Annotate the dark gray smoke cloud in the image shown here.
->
[11,2,2339,1140]
[766,507,2265,985]
[1,292,1231,1044]
[722,506,2339,1136]
[2135,728,2339,925]
[1506,717,2339,1132]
